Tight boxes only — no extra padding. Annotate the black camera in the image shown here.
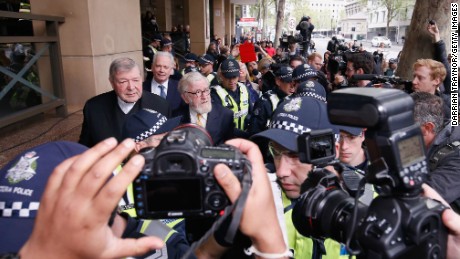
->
[297,129,336,166]
[327,53,347,82]
[293,88,448,258]
[133,124,250,219]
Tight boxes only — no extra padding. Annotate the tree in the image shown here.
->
[396,0,456,80]
[274,0,286,48]
[382,0,404,37]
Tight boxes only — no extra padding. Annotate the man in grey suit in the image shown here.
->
[79,57,171,147]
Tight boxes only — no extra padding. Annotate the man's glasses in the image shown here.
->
[185,88,211,97]
[338,133,362,144]
[268,142,300,165]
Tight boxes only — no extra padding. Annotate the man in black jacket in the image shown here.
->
[296,16,314,58]
[79,57,171,148]
[427,21,453,124]
[412,92,460,213]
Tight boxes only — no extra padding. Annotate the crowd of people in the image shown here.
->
[1,16,460,259]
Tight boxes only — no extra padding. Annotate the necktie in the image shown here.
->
[197,113,204,127]
[159,85,166,99]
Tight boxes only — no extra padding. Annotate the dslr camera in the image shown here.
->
[134,124,250,219]
[292,88,447,258]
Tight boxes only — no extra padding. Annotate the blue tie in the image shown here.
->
[159,85,166,99]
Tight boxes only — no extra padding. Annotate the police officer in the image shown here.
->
[143,34,162,80]
[251,96,353,259]
[211,59,256,138]
[248,66,296,136]
[181,52,198,76]
[143,34,162,66]
[198,54,219,86]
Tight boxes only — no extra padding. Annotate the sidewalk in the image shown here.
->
[0,105,83,168]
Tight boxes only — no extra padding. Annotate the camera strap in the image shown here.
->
[181,165,253,258]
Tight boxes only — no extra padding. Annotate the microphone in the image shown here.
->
[252,69,262,79]
[352,74,402,81]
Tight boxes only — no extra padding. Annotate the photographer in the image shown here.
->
[412,92,460,213]
[296,16,314,58]
[327,36,340,54]
[333,52,374,88]
[251,96,350,259]
[9,141,460,259]
[12,138,289,259]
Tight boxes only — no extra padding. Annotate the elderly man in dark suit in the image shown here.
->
[174,72,234,145]
[143,51,185,114]
[79,57,171,148]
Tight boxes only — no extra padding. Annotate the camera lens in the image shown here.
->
[292,183,368,243]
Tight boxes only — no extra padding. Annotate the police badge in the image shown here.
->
[5,151,38,184]
[284,97,302,112]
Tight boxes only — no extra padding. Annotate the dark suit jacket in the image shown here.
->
[143,79,185,114]
[78,90,171,148]
[173,103,234,145]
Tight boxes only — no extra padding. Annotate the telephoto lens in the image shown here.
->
[292,169,367,243]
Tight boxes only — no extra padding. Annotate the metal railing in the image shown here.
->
[0,10,66,129]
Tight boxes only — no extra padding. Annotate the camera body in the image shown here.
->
[134,125,250,219]
[293,88,447,258]
[297,129,336,166]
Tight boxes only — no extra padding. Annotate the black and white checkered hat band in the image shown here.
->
[222,68,239,73]
[293,71,316,81]
[201,57,213,64]
[135,116,167,142]
[297,92,327,103]
[269,120,311,134]
[0,201,39,218]
[279,74,292,79]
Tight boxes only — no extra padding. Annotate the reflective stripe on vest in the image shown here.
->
[268,93,280,112]
[138,220,172,259]
[281,192,354,259]
[214,84,249,130]
[207,73,216,83]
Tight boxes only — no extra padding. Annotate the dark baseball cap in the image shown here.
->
[184,53,198,62]
[296,80,327,103]
[122,109,182,143]
[336,125,363,136]
[198,54,215,65]
[251,96,335,152]
[161,38,173,47]
[274,66,293,82]
[0,141,88,253]
[292,64,318,82]
[220,59,240,78]
[152,34,162,42]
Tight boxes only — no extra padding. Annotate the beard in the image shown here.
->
[191,99,212,114]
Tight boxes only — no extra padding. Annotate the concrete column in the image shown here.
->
[187,0,209,54]
[224,0,232,45]
[212,0,225,40]
[30,0,143,106]
[156,0,172,32]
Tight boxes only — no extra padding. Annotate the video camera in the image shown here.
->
[133,124,251,219]
[279,34,303,51]
[292,88,447,258]
[351,74,413,93]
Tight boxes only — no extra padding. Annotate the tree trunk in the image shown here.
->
[396,0,456,80]
[274,0,286,48]
[262,0,268,40]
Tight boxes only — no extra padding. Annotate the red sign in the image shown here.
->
[240,17,256,22]
[239,41,257,63]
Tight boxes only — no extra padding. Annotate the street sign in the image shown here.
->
[288,17,296,31]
